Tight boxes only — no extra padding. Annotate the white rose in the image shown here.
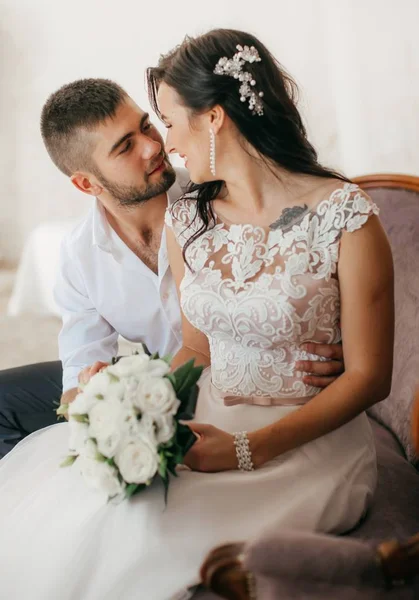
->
[115,436,159,484]
[88,398,124,458]
[82,438,98,459]
[138,413,156,441]
[121,376,142,411]
[154,415,175,445]
[134,376,180,418]
[81,370,124,400]
[129,344,146,355]
[119,406,143,445]
[96,430,121,458]
[145,359,170,378]
[68,391,99,417]
[135,413,176,446]
[68,421,89,454]
[79,455,124,498]
[107,354,151,379]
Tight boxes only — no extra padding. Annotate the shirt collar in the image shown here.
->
[91,198,113,253]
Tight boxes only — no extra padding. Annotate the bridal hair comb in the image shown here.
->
[213,44,264,116]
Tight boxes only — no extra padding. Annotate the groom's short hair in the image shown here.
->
[41,78,127,176]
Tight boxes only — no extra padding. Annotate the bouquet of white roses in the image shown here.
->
[57,347,202,502]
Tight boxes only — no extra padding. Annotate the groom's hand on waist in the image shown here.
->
[295,342,344,389]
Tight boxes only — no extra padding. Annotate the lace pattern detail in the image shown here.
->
[167,184,379,404]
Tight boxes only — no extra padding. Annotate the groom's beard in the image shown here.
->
[95,160,176,208]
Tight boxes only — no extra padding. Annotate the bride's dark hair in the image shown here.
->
[147,28,349,260]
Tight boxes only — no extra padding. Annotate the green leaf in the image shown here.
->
[172,359,195,393]
[56,403,69,417]
[158,454,168,479]
[60,455,78,468]
[125,483,146,498]
[108,372,120,383]
[141,344,151,356]
[177,367,204,399]
[125,483,138,498]
[167,462,179,477]
[162,472,170,505]
[149,352,160,360]
[95,451,107,462]
[164,373,177,390]
[174,445,185,464]
[176,421,198,456]
[106,457,116,467]
[96,394,104,400]
[177,384,200,421]
[161,354,173,365]
[71,413,89,424]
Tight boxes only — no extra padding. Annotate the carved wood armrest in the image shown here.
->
[377,533,419,585]
[201,532,419,599]
[200,542,255,600]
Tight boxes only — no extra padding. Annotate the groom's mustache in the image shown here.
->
[147,153,167,175]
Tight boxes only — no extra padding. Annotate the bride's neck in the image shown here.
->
[218,146,303,215]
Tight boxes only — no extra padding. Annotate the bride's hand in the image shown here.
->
[182,423,237,472]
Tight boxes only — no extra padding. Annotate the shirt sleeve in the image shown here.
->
[53,239,118,392]
[164,206,173,229]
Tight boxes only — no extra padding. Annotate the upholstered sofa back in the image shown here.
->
[364,186,419,463]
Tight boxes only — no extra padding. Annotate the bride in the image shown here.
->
[0,28,394,600]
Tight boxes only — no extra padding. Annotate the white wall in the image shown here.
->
[1,0,418,263]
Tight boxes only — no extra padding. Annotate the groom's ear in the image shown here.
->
[71,171,103,197]
[209,105,225,135]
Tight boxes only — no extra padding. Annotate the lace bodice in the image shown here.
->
[165,183,379,405]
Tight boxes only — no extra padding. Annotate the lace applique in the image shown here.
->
[170,185,379,404]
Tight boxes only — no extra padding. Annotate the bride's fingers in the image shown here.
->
[179,421,201,440]
[179,421,214,441]
[180,421,213,435]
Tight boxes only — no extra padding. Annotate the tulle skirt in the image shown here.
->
[0,369,377,599]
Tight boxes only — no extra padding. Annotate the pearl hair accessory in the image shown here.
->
[213,44,264,116]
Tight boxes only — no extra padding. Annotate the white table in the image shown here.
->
[7,220,138,357]
[7,221,78,316]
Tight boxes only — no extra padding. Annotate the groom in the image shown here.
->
[0,78,345,458]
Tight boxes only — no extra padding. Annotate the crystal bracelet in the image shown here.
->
[233,431,254,471]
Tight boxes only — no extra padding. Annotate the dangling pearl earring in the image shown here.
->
[209,128,216,177]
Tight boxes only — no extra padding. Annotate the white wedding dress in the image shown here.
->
[0,183,379,600]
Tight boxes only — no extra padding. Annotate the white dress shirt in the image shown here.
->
[54,168,189,392]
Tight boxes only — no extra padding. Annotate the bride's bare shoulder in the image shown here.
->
[304,176,352,205]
